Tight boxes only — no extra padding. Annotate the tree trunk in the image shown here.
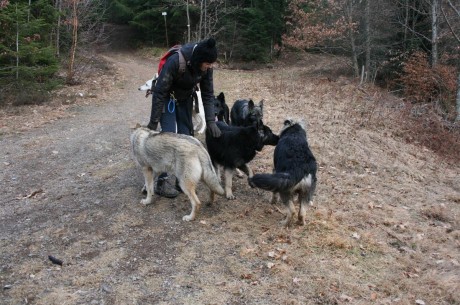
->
[27,0,31,23]
[15,3,19,80]
[350,30,359,78]
[431,0,438,67]
[186,0,191,42]
[346,1,359,78]
[364,0,370,82]
[67,0,78,84]
[56,0,61,57]
[204,0,207,37]
[456,72,460,121]
[198,0,203,40]
[403,0,409,50]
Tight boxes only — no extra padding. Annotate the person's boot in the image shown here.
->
[154,175,179,198]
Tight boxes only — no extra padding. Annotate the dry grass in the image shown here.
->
[0,51,459,305]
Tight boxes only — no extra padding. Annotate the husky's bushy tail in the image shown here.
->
[199,150,225,195]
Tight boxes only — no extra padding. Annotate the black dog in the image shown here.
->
[206,121,279,202]
[230,99,264,127]
[213,92,230,124]
[249,119,317,227]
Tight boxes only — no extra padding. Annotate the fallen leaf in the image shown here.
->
[240,248,256,255]
[240,274,252,280]
[267,262,275,269]
[339,294,353,302]
[370,292,377,300]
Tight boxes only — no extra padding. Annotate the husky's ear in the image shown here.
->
[131,123,142,129]
[259,99,264,109]
[218,92,225,101]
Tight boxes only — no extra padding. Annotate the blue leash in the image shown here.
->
[168,98,175,113]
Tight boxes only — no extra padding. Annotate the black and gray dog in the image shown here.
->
[213,92,230,124]
[249,119,317,227]
[206,121,279,202]
[230,99,264,127]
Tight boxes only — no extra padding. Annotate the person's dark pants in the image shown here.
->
[158,97,194,181]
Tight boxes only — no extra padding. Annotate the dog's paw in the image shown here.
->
[281,219,291,228]
[235,169,244,178]
[297,217,307,226]
[141,198,152,205]
[248,177,255,188]
[281,214,295,228]
[226,194,236,200]
[182,214,195,221]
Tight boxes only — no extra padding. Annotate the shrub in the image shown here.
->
[399,51,457,118]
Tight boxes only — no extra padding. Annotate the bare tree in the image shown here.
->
[186,0,191,42]
[431,0,439,66]
[66,0,78,84]
[344,0,360,77]
[55,0,62,57]
[364,0,371,81]
[62,0,109,83]
[15,3,19,80]
[440,0,460,120]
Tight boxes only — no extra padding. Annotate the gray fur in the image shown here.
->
[130,127,224,221]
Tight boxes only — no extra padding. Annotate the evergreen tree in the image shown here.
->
[0,0,59,105]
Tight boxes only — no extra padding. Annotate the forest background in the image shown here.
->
[0,0,459,123]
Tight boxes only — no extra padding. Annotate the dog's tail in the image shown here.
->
[249,172,297,192]
[199,151,225,195]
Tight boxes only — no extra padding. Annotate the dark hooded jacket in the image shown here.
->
[149,42,215,125]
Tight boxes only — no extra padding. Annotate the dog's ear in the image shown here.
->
[131,123,142,130]
[259,99,264,109]
[218,92,225,100]
[248,99,254,109]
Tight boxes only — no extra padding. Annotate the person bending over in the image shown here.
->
[147,38,221,198]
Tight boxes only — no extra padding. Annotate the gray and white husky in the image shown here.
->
[130,125,224,221]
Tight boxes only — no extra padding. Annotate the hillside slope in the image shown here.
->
[0,50,459,305]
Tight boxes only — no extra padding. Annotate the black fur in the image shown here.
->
[213,92,230,124]
[206,121,279,200]
[206,121,278,171]
[248,120,317,226]
[230,99,264,127]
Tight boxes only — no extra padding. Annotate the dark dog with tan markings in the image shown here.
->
[230,99,264,127]
[249,119,317,227]
[206,121,279,202]
[213,92,230,124]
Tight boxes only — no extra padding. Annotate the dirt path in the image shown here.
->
[1,51,459,305]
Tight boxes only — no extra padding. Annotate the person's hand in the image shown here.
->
[147,121,158,130]
[206,121,221,137]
